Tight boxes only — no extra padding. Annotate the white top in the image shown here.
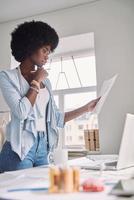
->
[35,87,50,131]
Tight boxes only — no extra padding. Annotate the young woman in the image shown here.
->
[0,21,100,172]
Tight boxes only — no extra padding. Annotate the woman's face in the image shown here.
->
[30,45,51,67]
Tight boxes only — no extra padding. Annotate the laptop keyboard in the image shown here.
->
[69,155,118,169]
[87,155,118,168]
[87,154,118,162]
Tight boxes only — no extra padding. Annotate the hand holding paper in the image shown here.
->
[86,97,101,112]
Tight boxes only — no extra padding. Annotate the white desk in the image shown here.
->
[0,158,134,200]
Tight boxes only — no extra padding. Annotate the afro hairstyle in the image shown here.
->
[11,20,59,62]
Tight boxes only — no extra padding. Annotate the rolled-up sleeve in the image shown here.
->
[0,71,32,120]
[54,103,65,128]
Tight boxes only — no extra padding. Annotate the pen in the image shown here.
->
[8,187,48,192]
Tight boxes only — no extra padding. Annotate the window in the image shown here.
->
[78,125,84,130]
[64,91,97,146]
[47,55,97,90]
[45,55,99,149]
[79,136,84,141]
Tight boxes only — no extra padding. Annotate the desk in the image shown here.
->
[0,158,134,200]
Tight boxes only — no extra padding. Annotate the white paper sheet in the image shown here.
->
[93,74,118,115]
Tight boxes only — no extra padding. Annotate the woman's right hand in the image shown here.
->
[32,67,48,83]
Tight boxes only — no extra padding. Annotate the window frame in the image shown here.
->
[53,85,97,149]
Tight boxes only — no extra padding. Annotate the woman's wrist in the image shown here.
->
[31,79,40,90]
[34,78,42,84]
[30,86,39,94]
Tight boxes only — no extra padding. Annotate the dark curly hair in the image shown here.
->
[11,20,59,62]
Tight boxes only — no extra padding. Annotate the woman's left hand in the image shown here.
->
[86,97,101,112]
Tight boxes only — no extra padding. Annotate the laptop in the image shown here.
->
[109,179,134,197]
[69,113,134,170]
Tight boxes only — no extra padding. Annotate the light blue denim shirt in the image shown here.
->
[0,67,65,160]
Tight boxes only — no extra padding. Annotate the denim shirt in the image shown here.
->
[0,67,65,160]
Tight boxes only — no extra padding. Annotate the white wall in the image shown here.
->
[0,0,134,153]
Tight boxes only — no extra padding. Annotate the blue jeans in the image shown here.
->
[0,132,48,172]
